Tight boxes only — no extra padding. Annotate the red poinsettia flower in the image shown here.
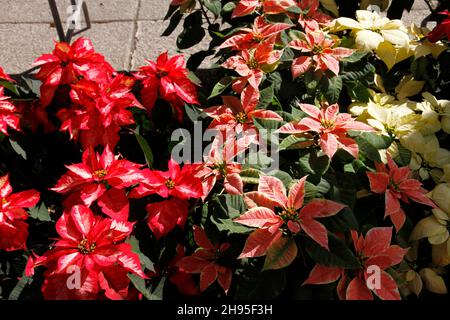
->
[223,39,283,96]
[220,16,292,51]
[26,205,147,300]
[235,175,345,261]
[59,74,143,149]
[192,139,244,200]
[149,244,198,295]
[289,31,353,78]
[232,0,297,18]
[297,0,332,32]
[278,103,374,158]
[427,10,450,43]
[134,52,199,122]
[0,66,14,82]
[146,198,190,239]
[177,226,233,294]
[304,227,408,300]
[0,87,20,136]
[203,95,283,149]
[0,174,40,251]
[33,37,115,108]
[51,146,144,221]
[367,155,436,231]
[129,158,203,200]
[15,100,55,133]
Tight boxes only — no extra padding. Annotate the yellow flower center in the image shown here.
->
[78,238,96,255]
[321,119,335,129]
[93,169,108,180]
[247,57,259,70]
[280,208,298,221]
[1,198,7,206]
[165,178,175,189]
[212,162,228,177]
[235,112,248,124]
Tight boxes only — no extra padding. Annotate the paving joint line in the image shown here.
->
[126,0,141,71]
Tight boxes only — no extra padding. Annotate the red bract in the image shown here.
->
[59,74,143,149]
[0,66,14,82]
[26,205,147,300]
[203,95,282,148]
[223,39,282,96]
[427,10,450,43]
[51,146,144,221]
[192,140,244,200]
[304,227,408,300]
[135,52,199,122]
[297,0,332,32]
[367,155,436,231]
[279,103,374,158]
[232,0,297,18]
[146,198,189,239]
[177,226,232,294]
[0,174,40,251]
[235,176,345,260]
[129,158,203,200]
[33,38,115,108]
[289,31,353,78]
[0,87,20,136]
[220,16,292,51]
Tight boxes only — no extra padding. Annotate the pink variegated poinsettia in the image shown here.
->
[234,175,345,265]
[367,155,436,231]
[297,0,333,32]
[220,16,292,51]
[192,140,244,200]
[223,38,283,97]
[278,103,374,159]
[304,227,408,300]
[203,94,283,149]
[177,226,232,294]
[231,0,297,18]
[51,146,144,221]
[289,31,353,78]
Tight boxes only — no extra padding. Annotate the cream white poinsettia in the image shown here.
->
[442,164,450,182]
[410,147,450,182]
[395,75,425,100]
[409,24,448,59]
[411,184,450,267]
[399,131,440,155]
[330,10,412,69]
[366,102,420,138]
[420,92,450,134]
[419,268,448,294]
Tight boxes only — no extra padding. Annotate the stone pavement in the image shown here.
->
[0,0,433,75]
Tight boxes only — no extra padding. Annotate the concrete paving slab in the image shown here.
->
[0,0,139,23]
[0,21,134,74]
[138,0,172,20]
[131,20,213,70]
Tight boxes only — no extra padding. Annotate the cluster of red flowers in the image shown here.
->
[0,32,234,297]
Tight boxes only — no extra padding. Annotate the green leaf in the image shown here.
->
[222,1,236,13]
[126,236,155,273]
[352,132,392,162]
[263,237,297,270]
[128,274,151,300]
[341,51,369,63]
[252,116,282,131]
[321,76,342,104]
[240,168,261,184]
[29,203,52,222]
[9,139,27,160]
[8,276,31,300]
[298,151,330,180]
[279,135,309,151]
[149,277,166,300]
[208,76,232,99]
[235,265,286,299]
[209,195,252,234]
[203,0,222,17]
[258,85,275,109]
[321,207,359,232]
[395,143,412,166]
[0,80,19,96]
[305,233,360,269]
[177,11,206,49]
[133,128,154,168]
